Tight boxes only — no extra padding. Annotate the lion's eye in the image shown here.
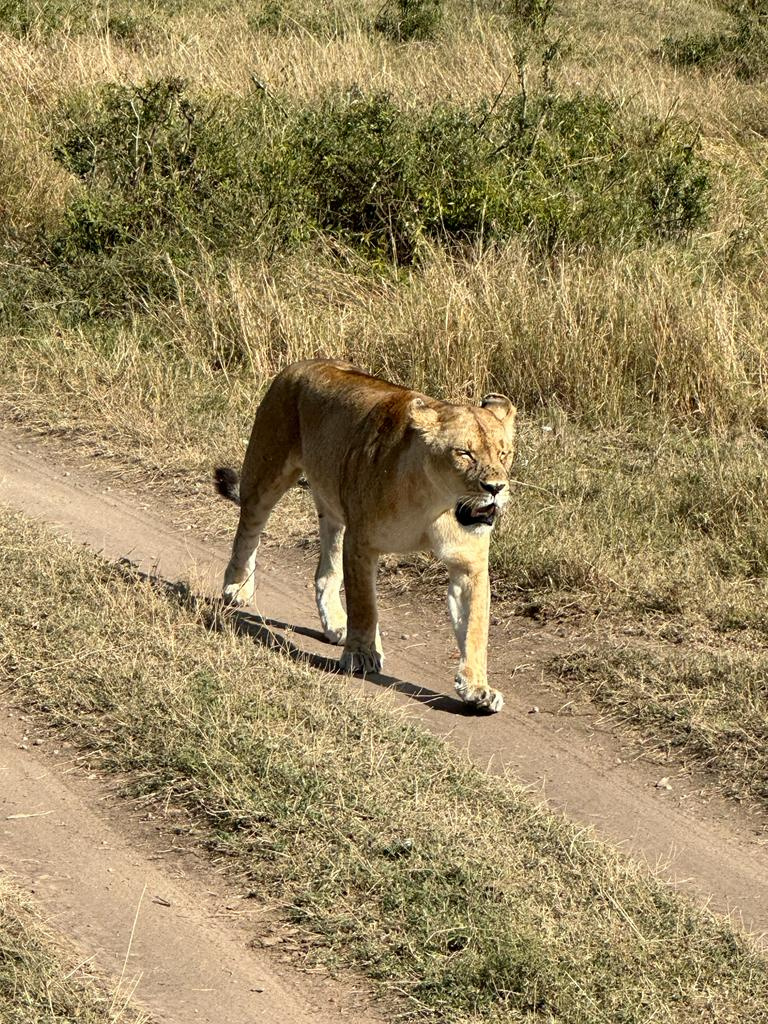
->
[455,449,474,461]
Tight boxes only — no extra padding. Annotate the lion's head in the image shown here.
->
[410,393,516,531]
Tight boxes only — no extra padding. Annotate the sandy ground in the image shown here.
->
[0,719,384,1024]
[1,423,767,1020]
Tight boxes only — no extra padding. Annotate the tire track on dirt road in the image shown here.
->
[0,723,382,1024]
[0,426,766,971]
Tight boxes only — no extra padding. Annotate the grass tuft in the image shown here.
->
[556,642,768,805]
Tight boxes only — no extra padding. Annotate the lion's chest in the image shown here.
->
[366,517,433,555]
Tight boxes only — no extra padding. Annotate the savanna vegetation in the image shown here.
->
[0,875,148,1023]
[2,1,768,798]
[2,507,768,1024]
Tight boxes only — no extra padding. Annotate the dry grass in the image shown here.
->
[556,639,768,807]
[2,506,768,1023]
[5,243,768,621]
[0,876,149,1024]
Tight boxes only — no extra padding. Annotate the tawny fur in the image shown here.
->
[215,358,516,712]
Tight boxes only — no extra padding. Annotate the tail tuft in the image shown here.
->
[214,466,241,506]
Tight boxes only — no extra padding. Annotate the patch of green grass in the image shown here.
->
[661,0,768,81]
[1,508,767,1023]
[0,877,148,1024]
[556,641,768,806]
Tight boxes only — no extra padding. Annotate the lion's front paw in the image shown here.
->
[222,581,255,608]
[455,673,504,713]
[339,641,383,675]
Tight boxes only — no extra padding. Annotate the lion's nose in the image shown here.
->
[481,481,505,496]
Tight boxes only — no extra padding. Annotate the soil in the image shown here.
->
[1,423,767,1021]
[0,719,385,1024]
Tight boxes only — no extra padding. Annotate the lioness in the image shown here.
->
[215,358,516,712]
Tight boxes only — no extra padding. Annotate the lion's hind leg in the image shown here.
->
[314,503,347,645]
[222,461,301,606]
[222,400,302,607]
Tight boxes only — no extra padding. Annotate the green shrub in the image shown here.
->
[0,79,709,324]
[285,90,709,261]
[374,0,444,41]
[31,78,282,319]
[0,0,176,37]
[490,0,555,32]
[0,0,90,36]
[662,0,768,80]
[248,0,362,37]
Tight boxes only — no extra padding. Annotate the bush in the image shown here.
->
[661,0,768,80]
[0,0,91,36]
[0,0,176,37]
[489,0,555,32]
[26,78,281,319]
[284,90,709,261]
[374,0,444,41]
[248,0,362,38]
[0,79,709,323]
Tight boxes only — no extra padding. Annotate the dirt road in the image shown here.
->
[0,721,382,1024]
[0,424,766,1020]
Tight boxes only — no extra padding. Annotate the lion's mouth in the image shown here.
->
[455,498,498,528]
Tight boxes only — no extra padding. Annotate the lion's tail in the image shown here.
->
[214,466,241,506]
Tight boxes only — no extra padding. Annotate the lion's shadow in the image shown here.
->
[116,560,477,716]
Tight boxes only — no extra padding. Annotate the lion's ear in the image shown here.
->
[481,393,516,422]
[481,393,517,439]
[409,395,440,436]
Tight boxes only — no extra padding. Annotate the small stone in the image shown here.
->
[528,706,540,714]
[655,777,673,791]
